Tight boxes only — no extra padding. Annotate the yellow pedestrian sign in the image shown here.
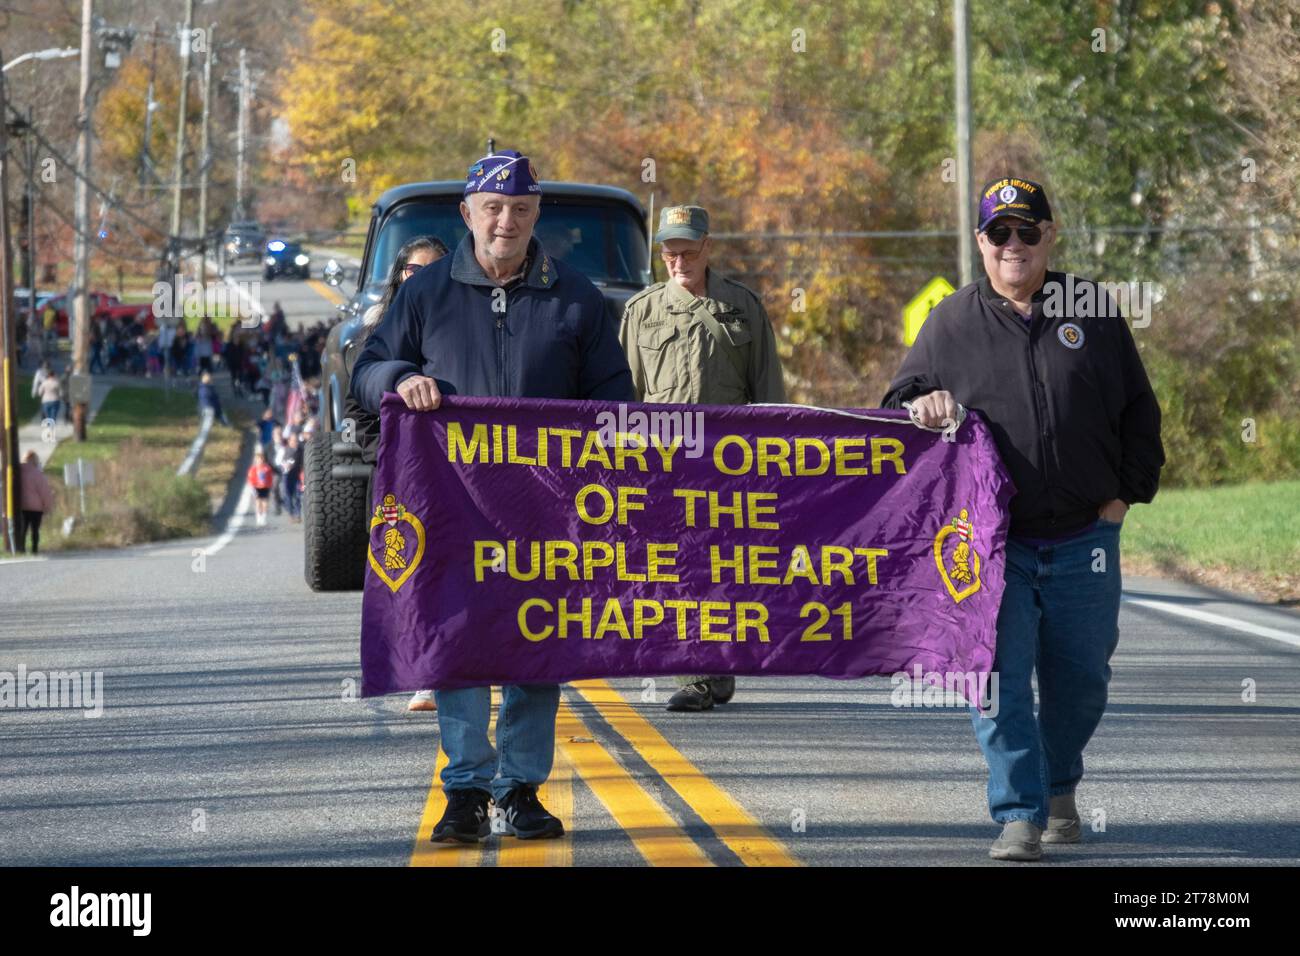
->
[903,276,956,346]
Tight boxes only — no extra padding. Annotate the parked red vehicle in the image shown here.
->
[32,291,154,337]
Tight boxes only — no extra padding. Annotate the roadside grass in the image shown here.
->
[40,385,214,551]
[89,263,155,293]
[195,401,253,507]
[46,386,195,472]
[325,221,367,259]
[15,371,38,423]
[1123,480,1300,603]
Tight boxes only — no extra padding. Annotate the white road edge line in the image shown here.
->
[200,260,266,558]
[203,482,255,556]
[1124,596,1300,649]
[206,257,267,321]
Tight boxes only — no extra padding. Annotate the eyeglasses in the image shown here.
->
[985,222,1043,247]
[401,262,425,277]
[660,247,703,264]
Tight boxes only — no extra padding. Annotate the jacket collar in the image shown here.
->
[663,268,736,313]
[451,234,557,290]
[978,270,1063,322]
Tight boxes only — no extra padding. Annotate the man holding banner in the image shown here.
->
[352,149,634,843]
[619,203,788,712]
[884,176,1165,861]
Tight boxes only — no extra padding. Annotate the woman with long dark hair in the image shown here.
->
[343,235,448,712]
[368,237,447,323]
[342,235,448,464]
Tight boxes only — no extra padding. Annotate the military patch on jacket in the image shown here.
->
[1057,323,1085,349]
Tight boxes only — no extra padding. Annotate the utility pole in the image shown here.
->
[197,24,214,285]
[138,17,159,186]
[0,47,23,554]
[71,0,94,442]
[169,0,195,278]
[235,47,247,219]
[953,0,975,287]
[24,108,36,323]
[69,7,132,441]
[23,109,35,307]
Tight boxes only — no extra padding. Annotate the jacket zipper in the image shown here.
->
[496,293,508,396]
[1024,325,1053,525]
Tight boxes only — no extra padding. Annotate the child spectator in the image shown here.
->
[247,450,275,527]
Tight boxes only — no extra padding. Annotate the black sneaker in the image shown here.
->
[708,676,736,704]
[666,681,714,712]
[431,788,491,843]
[496,784,564,840]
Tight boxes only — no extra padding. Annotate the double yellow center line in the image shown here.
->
[409,680,799,867]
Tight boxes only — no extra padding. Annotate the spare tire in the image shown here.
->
[303,429,370,591]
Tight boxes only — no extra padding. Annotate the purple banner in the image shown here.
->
[359,395,1015,695]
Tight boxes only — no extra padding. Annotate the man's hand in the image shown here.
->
[910,390,959,428]
[396,375,442,411]
[1098,498,1129,523]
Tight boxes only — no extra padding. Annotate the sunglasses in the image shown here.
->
[985,222,1043,246]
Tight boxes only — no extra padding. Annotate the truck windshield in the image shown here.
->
[369,199,649,289]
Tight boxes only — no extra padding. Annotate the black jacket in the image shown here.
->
[882,271,1164,538]
[342,328,381,464]
[351,234,633,414]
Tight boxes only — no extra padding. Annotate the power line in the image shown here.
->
[2,132,220,267]
[6,165,166,266]
[6,103,174,237]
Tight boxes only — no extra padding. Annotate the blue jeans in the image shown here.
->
[41,401,59,423]
[435,684,560,801]
[281,474,301,517]
[970,520,1123,828]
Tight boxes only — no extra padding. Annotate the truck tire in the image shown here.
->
[303,430,370,591]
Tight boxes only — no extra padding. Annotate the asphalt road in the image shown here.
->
[2,501,1297,867]
[219,257,349,331]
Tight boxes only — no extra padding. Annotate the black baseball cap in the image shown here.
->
[978,177,1053,231]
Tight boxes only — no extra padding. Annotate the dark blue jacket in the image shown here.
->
[197,382,224,420]
[352,235,633,413]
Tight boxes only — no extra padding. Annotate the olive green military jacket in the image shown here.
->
[619,269,787,405]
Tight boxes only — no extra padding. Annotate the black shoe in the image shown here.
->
[496,784,564,840]
[666,681,714,712]
[708,676,736,704]
[431,788,491,843]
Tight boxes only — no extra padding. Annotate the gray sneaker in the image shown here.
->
[989,820,1043,861]
[666,681,714,712]
[1042,793,1081,844]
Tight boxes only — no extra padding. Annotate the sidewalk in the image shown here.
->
[15,355,217,468]
[17,379,114,468]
